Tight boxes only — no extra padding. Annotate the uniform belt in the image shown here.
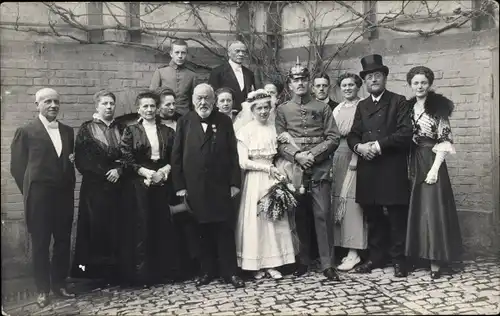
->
[292,136,323,144]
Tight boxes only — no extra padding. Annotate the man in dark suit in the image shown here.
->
[208,41,256,114]
[171,83,245,289]
[10,88,76,307]
[312,72,339,111]
[347,54,413,278]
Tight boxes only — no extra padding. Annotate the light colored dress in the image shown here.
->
[235,119,296,270]
[331,100,368,250]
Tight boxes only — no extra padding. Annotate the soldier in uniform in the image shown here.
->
[149,39,196,116]
[275,58,341,281]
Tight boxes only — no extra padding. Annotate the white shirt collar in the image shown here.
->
[372,90,386,103]
[39,114,58,128]
[229,59,242,71]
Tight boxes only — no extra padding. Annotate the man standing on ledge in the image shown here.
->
[275,58,341,281]
[10,88,76,308]
[347,54,413,278]
[208,41,256,114]
[150,39,196,116]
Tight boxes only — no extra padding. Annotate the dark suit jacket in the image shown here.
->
[171,111,241,223]
[347,90,413,206]
[10,117,76,231]
[208,63,256,113]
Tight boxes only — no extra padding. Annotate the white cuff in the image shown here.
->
[432,141,456,155]
[374,141,382,154]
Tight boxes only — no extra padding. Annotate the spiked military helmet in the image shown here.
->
[287,56,310,80]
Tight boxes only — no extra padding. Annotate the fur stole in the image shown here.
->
[407,91,454,119]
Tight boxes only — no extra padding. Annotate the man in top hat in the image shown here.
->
[275,57,341,281]
[10,88,76,307]
[347,54,413,277]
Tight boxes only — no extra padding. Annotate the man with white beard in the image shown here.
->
[171,83,245,288]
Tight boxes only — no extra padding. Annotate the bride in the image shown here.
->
[234,89,296,280]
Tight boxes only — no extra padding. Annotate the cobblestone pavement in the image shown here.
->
[6,257,500,315]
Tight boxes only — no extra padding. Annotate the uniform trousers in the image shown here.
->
[295,180,334,270]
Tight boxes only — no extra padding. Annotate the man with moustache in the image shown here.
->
[208,41,256,114]
[275,58,341,281]
[171,83,244,288]
[10,88,76,307]
[347,54,413,277]
[312,73,339,111]
[150,39,196,116]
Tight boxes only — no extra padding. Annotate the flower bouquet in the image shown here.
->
[257,177,298,222]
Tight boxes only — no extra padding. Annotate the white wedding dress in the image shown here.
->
[235,119,296,270]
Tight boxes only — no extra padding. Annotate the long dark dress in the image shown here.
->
[120,120,180,286]
[405,97,463,262]
[71,116,124,281]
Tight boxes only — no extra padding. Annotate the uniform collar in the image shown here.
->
[169,59,185,70]
[291,93,312,105]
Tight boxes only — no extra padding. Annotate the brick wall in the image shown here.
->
[280,28,500,255]
[1,29,499,284]
[0,40,218,282]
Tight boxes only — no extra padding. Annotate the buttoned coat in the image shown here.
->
[171,111,241,223]
[347,90,412,206]
[275,94,340,181]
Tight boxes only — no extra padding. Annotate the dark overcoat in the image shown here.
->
[171,110,241,223]
[10,118,75,233]
[347,90,413,206]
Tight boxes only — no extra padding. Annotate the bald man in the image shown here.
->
[208,41,256,114]
[10,88,76,307]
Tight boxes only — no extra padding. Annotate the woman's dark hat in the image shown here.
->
[359,54,389,79]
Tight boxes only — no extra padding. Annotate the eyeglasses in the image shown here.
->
[365,73,384,80]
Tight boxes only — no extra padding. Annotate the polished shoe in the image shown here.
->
[224,275,245,288]
[52,288,76,299]
[393,263,408,278]
[430,269,442,280]
[323,267,341,281]
[36,292,50,308]
[293,264,308,277]
[195,274,213,287]
[353,260,375,274]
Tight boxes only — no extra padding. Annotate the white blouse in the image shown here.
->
[142,120,160,160]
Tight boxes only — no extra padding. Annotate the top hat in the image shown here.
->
[287,56,310,79]
[359,54,389,79]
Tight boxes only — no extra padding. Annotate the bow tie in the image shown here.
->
[47,121,59,129]
[200,117,210,123]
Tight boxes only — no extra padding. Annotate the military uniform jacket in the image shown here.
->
[347,90,413,206]
[275,94,340,181]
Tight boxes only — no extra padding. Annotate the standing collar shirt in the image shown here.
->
[39,114,62,157]
[371,90,386,103]
[229,59,245,91]
[141,119,160,160]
